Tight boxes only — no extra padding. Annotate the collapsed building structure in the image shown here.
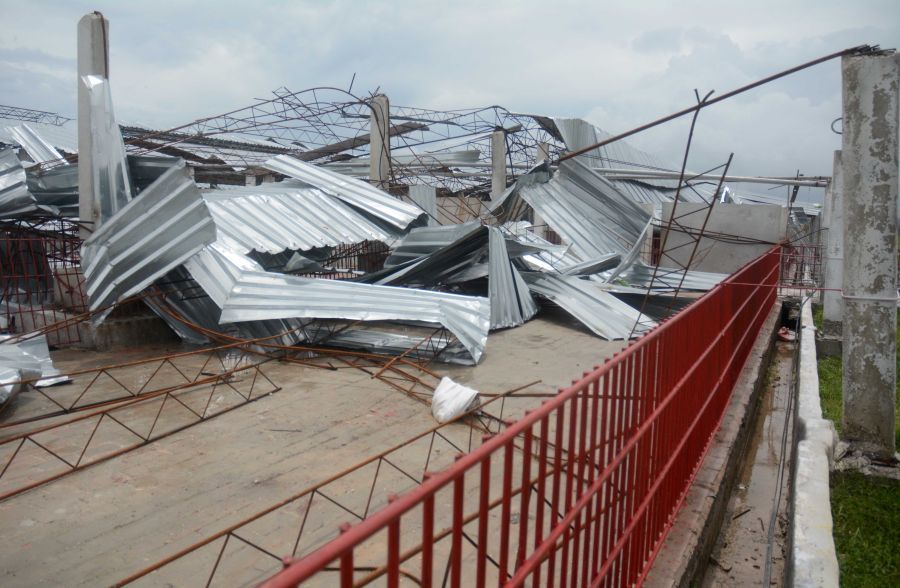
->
[2,12,894,588]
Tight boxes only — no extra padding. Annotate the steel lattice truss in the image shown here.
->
[0,104,73,127]
[121,86,565,193]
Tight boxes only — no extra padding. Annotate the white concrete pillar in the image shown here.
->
[368,94,390,189]
[840,53,899,457]
[533,142,550,237]
[822,151,843,335]
[244,174,257,187]
[77,12,109,239]
[490,130,507,199]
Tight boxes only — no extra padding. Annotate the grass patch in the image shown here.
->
[830,471,900,587]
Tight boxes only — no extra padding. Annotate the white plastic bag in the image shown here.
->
[431,376,480,423]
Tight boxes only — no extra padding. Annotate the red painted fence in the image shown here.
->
[261,246,781,588]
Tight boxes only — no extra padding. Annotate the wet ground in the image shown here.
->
[702,341,795,587]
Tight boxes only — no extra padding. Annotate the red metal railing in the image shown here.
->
[260,247,780,588]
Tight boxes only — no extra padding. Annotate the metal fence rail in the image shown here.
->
[258,247,780,588]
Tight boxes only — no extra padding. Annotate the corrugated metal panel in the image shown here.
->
[319,328,473,365]
[384,222,481,268]
[264,155,427,230]
[550,118,708,204]
[219,272,490,363]
[602,262,725,292]
[7,124,65,166]
[0,118,78,155]
[203,183,397,255]
[81,158,217,312]
[561,253,622,276]
[488,227,538,329]
[0,147,35,217]
[26,163,78,215]
[407,185,438,226]
[82,75,133,225]
[517,159,652,261]
[150,264,305,348]
[522,272,655,340]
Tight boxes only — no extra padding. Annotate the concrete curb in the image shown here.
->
[788,302,839,588]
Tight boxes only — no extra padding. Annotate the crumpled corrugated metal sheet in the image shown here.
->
[0,147,35,217]
[320,328,474,365]
[0,333,69,406]
[26,163,78,216]
[0,118,78,155]
[7,124,66,166]
[203,182,397,255]
[82,75,133,225]
[81,158,216,312]
[522,272,655,340]
[487,227,538,329]
[264,155,427,230]
[600,262,725,292]
[219,271,490,363]
[516,159,652,262]
[383,222,481,268]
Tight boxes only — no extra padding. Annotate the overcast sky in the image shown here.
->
[2,0,898,194]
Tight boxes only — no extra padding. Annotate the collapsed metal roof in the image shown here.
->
[81,158,217,312]
[219,271,491,363]
[264,155,428,230]
[203,182,399,255]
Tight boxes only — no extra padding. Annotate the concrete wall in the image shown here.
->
[661,202,788,274]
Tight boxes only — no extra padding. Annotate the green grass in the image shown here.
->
[830,471,900,587]
[814,305,900,586]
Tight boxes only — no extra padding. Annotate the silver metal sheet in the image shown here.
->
[81,158,216,312]
[561,253,622,276]
[488,227,538,329]
[602,261,725,292]
[7,124,65,166]
[219,272,490,363]
[0,147,35,217]
[384,222,481,268]
[202,183,396,255]
[0,118,78,155]
[82,75,133,225]
[26,163,78,214]
[523,272,655,340]
[407,185,438,227]
[264,155,427,230]
[517,159,652,261]
[0,333,70,387]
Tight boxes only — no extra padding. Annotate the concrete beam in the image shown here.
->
[822,151,844,335]
[490,130,507,199]
[840,53,899,457]
[76,12,109,239]
[368,94,390,189]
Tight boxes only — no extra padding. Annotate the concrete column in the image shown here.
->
[840,53,899,457]
[490,130,507,199]
[822,151,844,335]
[77,12,109,239]
[368,94,390,190]
[533,142,550,237]
[244,174,257,187]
